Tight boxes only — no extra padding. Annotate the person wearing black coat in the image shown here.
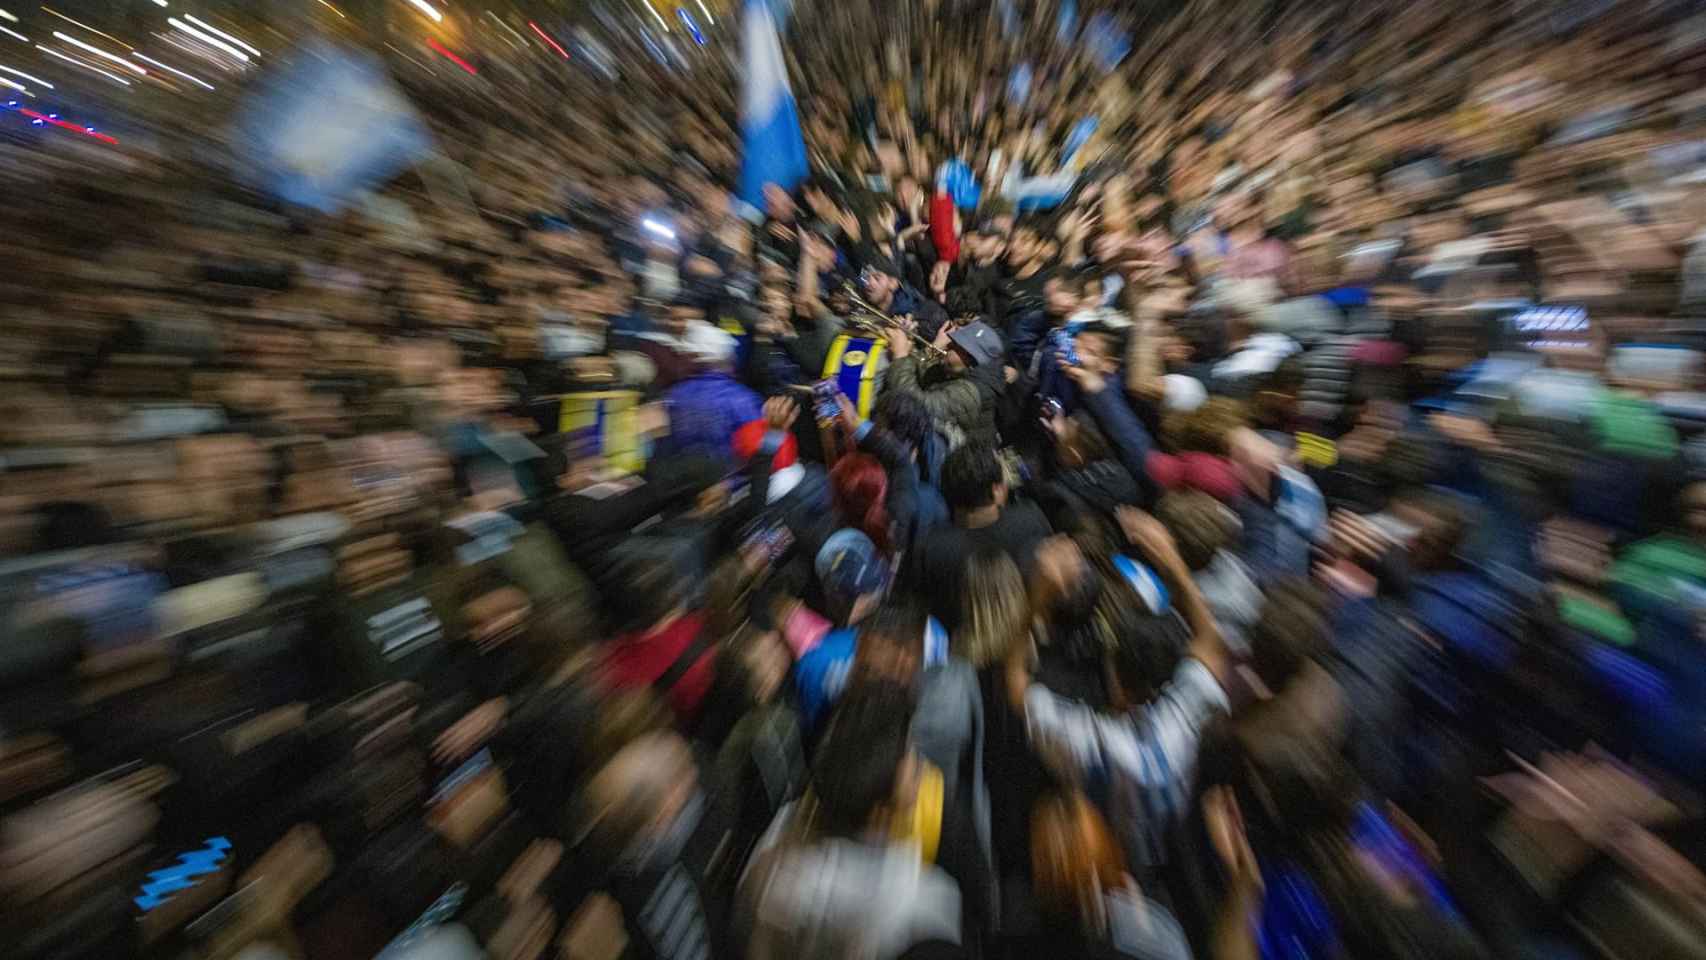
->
[1033,363,1160,522]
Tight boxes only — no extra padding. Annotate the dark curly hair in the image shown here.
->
[1155,490,1237,571]
[874,389,933,452]
[942,440,1004,512]
[1249,577,1329,692]
[1163,397,1250,454]
[945,286,987,321]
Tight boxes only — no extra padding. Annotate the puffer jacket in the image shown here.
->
[888,355,1004,448]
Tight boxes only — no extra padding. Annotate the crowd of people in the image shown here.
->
[4,1,1706,958]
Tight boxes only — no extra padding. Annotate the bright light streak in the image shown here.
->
[484,10,525,42]
[528,21,568,59]
[424,37,475,74]
[694,0,714,26]
[641,218,676,240]
[0,74,25,92]
[36,45,132,85]
[314,0,346,18]
[642,0,669,31]
[403,0,443,23]
[0,26,25,42]
[40,8,131,49]
[54,32,148,75]
[0,64,52,88]
[384,42,435,74]
[159,32,229,69]
[151,0,168,6]
[167,18,249,61]
[0,9,14,22]
[132,52,211,89]
[183,15,259,57]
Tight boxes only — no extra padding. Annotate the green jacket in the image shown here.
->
[1609,533,1706,614]
[888,354,998,447]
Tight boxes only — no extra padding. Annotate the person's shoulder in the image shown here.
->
[1103,890,1192,960]
[1008,499,1054,532]
[916,522,968,553]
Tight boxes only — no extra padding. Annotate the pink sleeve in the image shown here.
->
[781,604,831,659]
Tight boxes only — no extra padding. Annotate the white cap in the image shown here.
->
[682,320,737,366]
[1162,374,1208,412]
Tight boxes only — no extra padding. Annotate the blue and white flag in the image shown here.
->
[738,0,808,208]
[938,157,982,211]
[232,40,431,213]
[1061,115,1099,165]
[1008,170,1078,211]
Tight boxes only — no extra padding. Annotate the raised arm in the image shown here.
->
[1063,360,1158,503]
[1004,510,1230,813]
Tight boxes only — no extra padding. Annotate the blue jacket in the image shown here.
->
[1008,308,1053,382]
[1236,467,1327,579]
[659,372,762,465]
[1081,384,1158,506]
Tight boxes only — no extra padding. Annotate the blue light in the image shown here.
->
[5,100,15,107]
[85,126,93,133]
[48,113,57,119]
[31,118,42,125]
[676,8,705,44]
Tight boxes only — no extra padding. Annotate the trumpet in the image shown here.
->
[839,282,947,360]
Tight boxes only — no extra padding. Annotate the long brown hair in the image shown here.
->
[957,547,1029,669]
[1031,791,1127,937]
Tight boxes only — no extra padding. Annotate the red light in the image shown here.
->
[424,37,477,75]
[19,107,117,143]
[528,21,569,60]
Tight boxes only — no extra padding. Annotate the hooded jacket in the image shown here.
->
[888,354,1004,449]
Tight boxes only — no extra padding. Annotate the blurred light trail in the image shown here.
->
[424,37,474,74]
[0,9,15,21]
[54,32,148,75]
[677,8,703,44]
[384,41,435,74]
[167,17,248,61]
[0,25,26,42]
[314,0,346,18]
[403,0,443,23]
[528,21,567,59]
[484,10,524,39]
[0,63,52,87]
[21,107,116,142]
[183,15,259,57]
[36,45,132,85]
[159,31,231,68]
[40,8,131,49]
[642,0,669,32]
[694,0,714,26]
[132,52,211,89]
[0,74,27,92]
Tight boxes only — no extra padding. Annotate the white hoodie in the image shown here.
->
[741,806,961,960]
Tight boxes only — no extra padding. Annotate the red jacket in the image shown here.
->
[599,611,716,724]
[930,190,960,264]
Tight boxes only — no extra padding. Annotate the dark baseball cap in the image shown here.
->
[815,529,890,602]
[947,321,1003,367]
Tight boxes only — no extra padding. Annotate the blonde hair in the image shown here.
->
[957,549,1029,669]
